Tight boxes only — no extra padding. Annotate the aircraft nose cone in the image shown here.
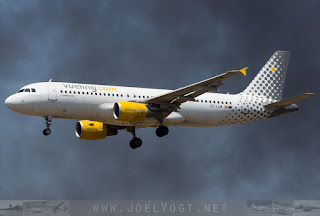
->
[5,95,16,110]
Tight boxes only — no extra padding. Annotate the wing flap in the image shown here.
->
[264,93,314,109]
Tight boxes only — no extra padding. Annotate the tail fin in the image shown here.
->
[242,51,290,101]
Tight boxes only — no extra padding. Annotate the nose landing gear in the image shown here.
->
[43,116,52,136]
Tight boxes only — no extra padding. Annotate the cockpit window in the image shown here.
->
[17,88,36,93]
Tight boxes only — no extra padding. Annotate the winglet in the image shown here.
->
[239,67,248,76]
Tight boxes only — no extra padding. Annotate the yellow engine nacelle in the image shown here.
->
[75,120,117,140]
[113,102,149,122]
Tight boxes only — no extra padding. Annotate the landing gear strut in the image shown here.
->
[126,127,142,149]
[43,116,52,136]
[156,125,169,137]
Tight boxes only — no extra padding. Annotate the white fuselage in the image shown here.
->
[5,82,272,127]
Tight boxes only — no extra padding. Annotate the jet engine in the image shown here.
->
[113,102,152,122]
[75,120,117,140]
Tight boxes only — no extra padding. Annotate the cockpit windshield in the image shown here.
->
[17,88,36,93]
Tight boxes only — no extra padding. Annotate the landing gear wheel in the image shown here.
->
[129,138,142,149]
[43,116,52,136]
[43,128,51,136]
[156,126,169,137]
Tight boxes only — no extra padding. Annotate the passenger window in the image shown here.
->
[104,93,106,96]
[65,91,67,93]
[69,91,72,94]
[99,93,102,96]
[116,94,119,97]
[112,94,114,96]
[60,90,63,93]
[143,96,145,98]
[147,96,149,98]
[134,95,136,98]
[121,94,123,97]
[138,96,141,98]
[95,93,97,95]
[205,100,207,103]
[82,92,85,94]
[108,93,110,96]
[91,92,93,95]
[78,92,80,94]
[31,88,36,92]
[25,88,30,92]
[201,100,203,102]
[74,91,76,94]
[87,92,89,95]
[209,100,211,103]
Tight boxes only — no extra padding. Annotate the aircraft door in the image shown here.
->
[47,82,57,101]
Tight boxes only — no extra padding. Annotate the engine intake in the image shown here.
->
[75,120,117,140]
[113,102,149,122]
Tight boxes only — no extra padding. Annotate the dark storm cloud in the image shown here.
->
[0,0,319,199]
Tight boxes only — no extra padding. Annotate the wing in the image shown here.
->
[145,68,247,110]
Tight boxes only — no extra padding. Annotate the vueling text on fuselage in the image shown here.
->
[63,84,117,92]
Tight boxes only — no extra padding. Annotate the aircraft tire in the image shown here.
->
[43,128,51,136]
[130,137,142,149]
[156,126,169,137]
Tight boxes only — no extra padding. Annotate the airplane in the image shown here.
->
[251,203,270,211]
[0,203,45,213]
[295,203,320,212]
[0,204,23,211]
[5,51,314,149]
[46,202,68,213]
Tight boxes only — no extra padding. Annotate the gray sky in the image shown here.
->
[0,0,319,199]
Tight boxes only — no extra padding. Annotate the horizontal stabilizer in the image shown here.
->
[265,93,315,109]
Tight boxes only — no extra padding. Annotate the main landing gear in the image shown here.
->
[43,116,52,136]
[156,125,169,137]
[127,127,142,149]
[126,124,169,149]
